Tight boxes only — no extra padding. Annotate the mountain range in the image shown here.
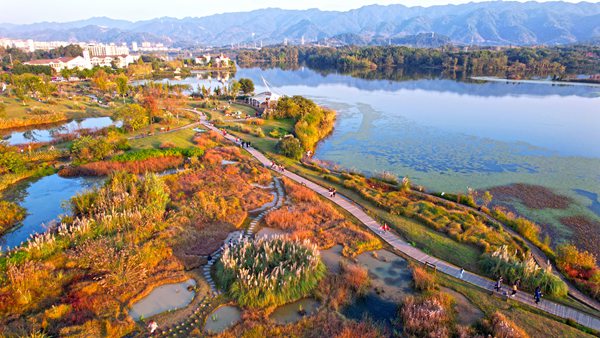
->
[1,1,600,47]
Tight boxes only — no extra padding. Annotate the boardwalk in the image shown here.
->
[199,120,600,331]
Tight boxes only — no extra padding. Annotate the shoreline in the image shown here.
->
[471,76,600,88]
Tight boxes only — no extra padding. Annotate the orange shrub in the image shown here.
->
[341,263,369,295]
[411,264,437,291]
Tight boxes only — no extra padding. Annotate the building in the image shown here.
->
[194,54,212,65]
[214,53,231,67]
[24,56,91,72]
[248,91,280,109]
[85,43,130,57]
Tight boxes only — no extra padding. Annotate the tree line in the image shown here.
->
[237,45,600,79]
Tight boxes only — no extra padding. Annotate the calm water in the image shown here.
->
[140,68,600,239]
[0,174,99,250]
[1,116,116,145]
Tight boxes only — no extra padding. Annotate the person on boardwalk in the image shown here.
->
[495,276,503,292]
[534,286,542,304]
[511,282,518,297]
[147,320,158,334]
[459,268,464,279]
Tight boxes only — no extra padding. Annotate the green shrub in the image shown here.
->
[276,136,304,160]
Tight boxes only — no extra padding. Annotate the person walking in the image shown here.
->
[534,286,542,304]
[459,268,464,279]
[511,282,518,297]
[495,276,503,292]
[147,320,158,334]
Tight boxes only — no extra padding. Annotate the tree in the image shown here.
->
[70,136,114,164]
[115,74,129,103]
[230,80,242,98]
[277,136,304,160]
[238,78,255,95]
[115,104,149,132]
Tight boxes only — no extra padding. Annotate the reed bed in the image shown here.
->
[216,236,325,308]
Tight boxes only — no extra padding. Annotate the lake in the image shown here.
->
[148,67,600,245]
[1,116,116,145]
[0,174,100,250]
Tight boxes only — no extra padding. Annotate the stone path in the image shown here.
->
[199,120,600,332]
[202,177,284,295]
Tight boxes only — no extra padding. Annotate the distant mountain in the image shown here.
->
[2,1,600,47]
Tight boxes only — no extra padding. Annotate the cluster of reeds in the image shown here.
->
[481,245,567,296]
[400,293,454,337]
[216,236,325,308]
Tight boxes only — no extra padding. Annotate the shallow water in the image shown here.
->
[204,305,242,334]
[129,279,196,321]
[1,117,116,145]
[0,174,100,250]
[269,298,320,324]
[342,249,415,329]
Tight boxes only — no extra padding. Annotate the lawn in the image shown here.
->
[1,96,113,121]
[129,128,198,150]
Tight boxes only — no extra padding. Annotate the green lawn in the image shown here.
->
[129,128,198,150]
[1,96,114,120]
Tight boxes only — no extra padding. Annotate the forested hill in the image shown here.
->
[2,1,600,46]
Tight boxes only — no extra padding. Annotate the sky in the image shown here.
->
[1,0,597,24]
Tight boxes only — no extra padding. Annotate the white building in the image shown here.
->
[85,43,130,57]
[194,54,211,65]
[24,56,91,72]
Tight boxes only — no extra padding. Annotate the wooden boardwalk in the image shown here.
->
[200,120,600,332]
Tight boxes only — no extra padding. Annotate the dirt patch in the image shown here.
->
[488,183,572,210]
[560,216,600,259]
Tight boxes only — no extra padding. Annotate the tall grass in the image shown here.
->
[215,236,325,308]
[481,245,567,297]
[400,293,455,337]
[0,201,26,234]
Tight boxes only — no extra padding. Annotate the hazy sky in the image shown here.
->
[1,0,597,24]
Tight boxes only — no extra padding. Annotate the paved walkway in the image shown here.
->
[411,189,600,312]
[198,119,600,332]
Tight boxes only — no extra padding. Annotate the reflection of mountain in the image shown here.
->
[236,67,600,98]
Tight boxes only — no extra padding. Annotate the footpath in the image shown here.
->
[199,118,600,331]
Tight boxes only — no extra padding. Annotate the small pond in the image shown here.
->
[0,174,100,250]
[342,249,415,330]
[204,305,242,334]
[1,116,117,145]
[320,244,344,273]
[129,279,197,321]
[270,298,320,325]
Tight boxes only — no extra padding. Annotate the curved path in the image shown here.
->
[198,119,600,331]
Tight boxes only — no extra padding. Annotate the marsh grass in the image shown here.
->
[216,237,325,308]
